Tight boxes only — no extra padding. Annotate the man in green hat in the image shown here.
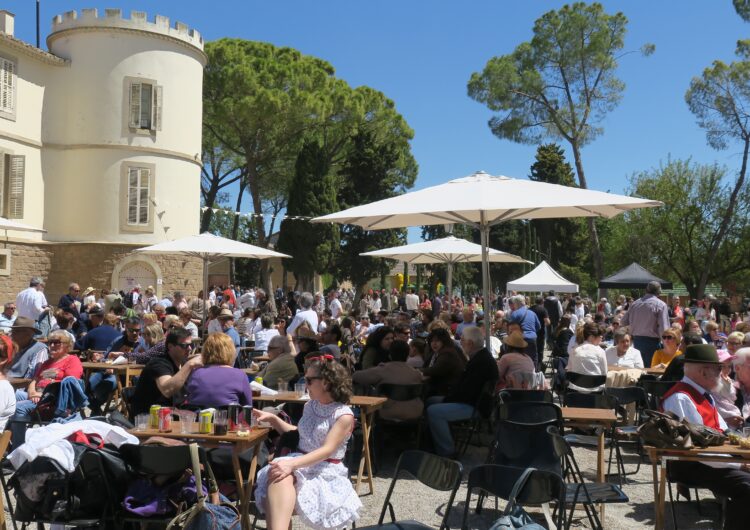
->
[661,343,750,529]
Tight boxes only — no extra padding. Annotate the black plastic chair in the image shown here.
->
[498,389,554,404]
[461,464,567,530]
[565,372,606,394]
[357,450,463,530]
[640,379,677,410]
[489,418,562,475]
[236,349,266,369]
[547,426,628,530]
[374,383,424,445]
[604,386,650,479]
[495,401,564,427]
[450,380,496,455]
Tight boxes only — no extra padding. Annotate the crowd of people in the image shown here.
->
[2,275,750,528]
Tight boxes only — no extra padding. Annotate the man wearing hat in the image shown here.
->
[218,308,241,353]
[662,344,750,529]
[8,317,48,379]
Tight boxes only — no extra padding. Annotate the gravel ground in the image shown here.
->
[283,429,724,530]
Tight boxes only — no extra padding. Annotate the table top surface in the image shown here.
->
[129,422,269,444]
[607,365,665,374]
[254,392,387,409]
[562,406,617,423]
[82,361,145,370]
[647,442,750,457]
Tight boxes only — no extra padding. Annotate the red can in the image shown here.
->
[158,407,172,432]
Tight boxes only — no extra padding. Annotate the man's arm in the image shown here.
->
[155,356,202,398]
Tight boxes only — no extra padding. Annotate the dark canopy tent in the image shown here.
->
[598,262,673,289]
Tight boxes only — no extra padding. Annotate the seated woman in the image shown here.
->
[651,328,682,368]
[0,335,16,430]
[496,331,535,390]
[407,337,426,368]
[422,328,466,397]
[186,333,252,408]
[360,326,394,369]
[254,313,280,352]
[143,322,165,348]
[567,322,607,393]
[253,355,362,530]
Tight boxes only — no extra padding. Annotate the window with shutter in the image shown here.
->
[6,155,24,219]
[0,153,5,218]
[0,57,16,119]
[127,79,162,131]
[127,167,150,226]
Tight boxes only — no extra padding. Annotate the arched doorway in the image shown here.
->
[115,260,157,295]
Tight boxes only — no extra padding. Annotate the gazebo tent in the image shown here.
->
[598,262,672,290]
[507,261,578,293]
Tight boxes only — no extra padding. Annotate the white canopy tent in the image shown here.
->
[313,170,661,346]
[360,235,530,297]
[135,232,290,322]
[507,261,578,293]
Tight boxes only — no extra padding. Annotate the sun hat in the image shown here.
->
[502,331,528,349]
[218,308,234,319]
[82,286,95,297]
[11,317,41,334]
[717,350,736,363]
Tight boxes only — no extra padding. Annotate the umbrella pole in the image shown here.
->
[202,255,209,330]
[446,262,453,304]
[480,216,491,350]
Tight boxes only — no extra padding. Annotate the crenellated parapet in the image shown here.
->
[49,8,203,51]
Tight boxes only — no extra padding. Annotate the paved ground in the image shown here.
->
[284,430,723,529]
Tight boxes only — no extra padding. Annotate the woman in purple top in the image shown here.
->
[186,333,253,408]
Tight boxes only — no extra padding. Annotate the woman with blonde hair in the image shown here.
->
[651,328,683,368]
[185,333,252,408]
[143,323,164,347]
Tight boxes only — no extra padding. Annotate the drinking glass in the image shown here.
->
[295,382,307,397]
[743,427,750,439]
[135,414,149,431]
[214,410,228,436]
[177,410,196,434]
[277,380,288,393]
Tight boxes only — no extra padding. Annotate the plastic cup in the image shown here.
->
[277,380,287,393]
[177,410,197,434]
[214,410,228,436]
[295,382,307,397]
[743,427,750,439]
[135,413,149,431]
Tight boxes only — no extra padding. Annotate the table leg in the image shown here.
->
[657,464,668,530]
[650,451,661,530]
[234,440,263,530]
[597,428,606,521]
[355,409,375,496]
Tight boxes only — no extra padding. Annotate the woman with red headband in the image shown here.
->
[0,334,17,429]
[252,353,361,530]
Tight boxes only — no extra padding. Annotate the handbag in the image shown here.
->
[684,421,727,448]
[166,444,240,530]
[638,410,693,449]
[489,468,545,530]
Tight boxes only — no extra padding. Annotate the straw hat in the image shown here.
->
[502,331,527,349]
[82,286,95,297]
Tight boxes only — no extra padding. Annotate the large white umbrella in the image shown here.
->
[314,170,661,346]
[135,232,290,321]
[360,235,531,297]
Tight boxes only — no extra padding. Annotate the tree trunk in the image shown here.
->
[200,185,220,232]
[571,143,604,280]
[229,180,247,285]
[246,159,276,312]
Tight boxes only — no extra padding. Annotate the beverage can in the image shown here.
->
[149,405,161,429]
[199,410,213,434]
[227,403,240,431]
[242,405,254,429]
[158,407,172,432]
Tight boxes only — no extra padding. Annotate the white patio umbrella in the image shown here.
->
[135,232,290,322]
[314,170,661,346]
[359,235,531,297]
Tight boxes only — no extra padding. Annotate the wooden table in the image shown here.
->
[647,443,750,530]
[129,422,269,529]
[607,365,665,376]
[254,393,387,495]
[562,407,618,518]
[82,361,145,412]
[9,378,30,390]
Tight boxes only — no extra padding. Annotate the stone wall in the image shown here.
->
[0,241,203,305]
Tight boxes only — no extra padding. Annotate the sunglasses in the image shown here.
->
[661,335,676,340]
[48,340,64,347]
[304,376,322,385]
[127,328,142,334]
[176,343,194,350]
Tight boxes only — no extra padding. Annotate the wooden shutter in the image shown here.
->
[0,59,14,114]
[139,168,150,224]
[0,153,5,218]
[128,167,139,224]
[6,154,24,219]
[129,82,141,128]
[151,85,162,131]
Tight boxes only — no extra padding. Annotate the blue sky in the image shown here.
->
[8,1,749,239]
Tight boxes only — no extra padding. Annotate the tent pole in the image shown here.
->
[480,214,491,350]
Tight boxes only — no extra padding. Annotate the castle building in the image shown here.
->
[0,8,204,303]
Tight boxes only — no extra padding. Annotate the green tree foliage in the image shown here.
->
[467,2,652,279]
[528,144,589,270]
[277,140,339,291]
[601,159,750,299]
[735,0,750,22]
[420,224,476,295]
[684,38,750,297]
[334,131,417,295]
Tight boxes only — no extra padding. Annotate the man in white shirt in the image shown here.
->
[287,292,319,336]
[0,302,16,332]
[239,289,255,310]
[329,291,342,320]
[662,344,750,529]
[405,288,419,313]
[604,330,644,368]
[15,277,48,321]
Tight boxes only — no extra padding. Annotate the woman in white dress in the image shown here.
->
[253,354,361,530]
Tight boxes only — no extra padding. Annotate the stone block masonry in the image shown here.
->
[0,242,203,306]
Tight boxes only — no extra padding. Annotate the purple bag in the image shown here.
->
[123,475,206,517]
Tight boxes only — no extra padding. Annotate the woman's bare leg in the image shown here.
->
[266,475,296,530]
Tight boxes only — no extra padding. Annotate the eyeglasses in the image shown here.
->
[661,335,676,340]
[176,342,194,350]
[304,376,322,385]
[728,341,742,346]
[127,328,142,334]
[48,340,64,347]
